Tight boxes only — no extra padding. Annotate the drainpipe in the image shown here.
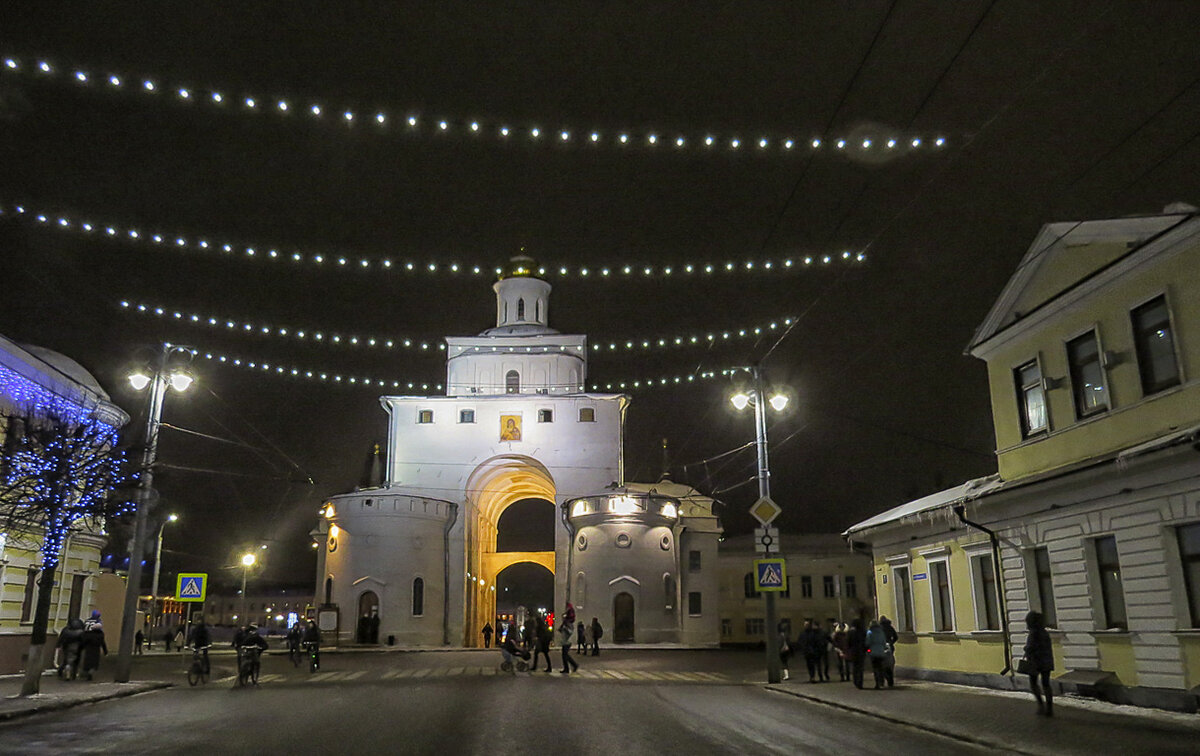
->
[560,501,576,606]
[952,504,1012,676]
[442,503,459,647]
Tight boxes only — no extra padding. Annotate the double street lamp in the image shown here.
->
[114,344,194,683]
[731,364,789,684]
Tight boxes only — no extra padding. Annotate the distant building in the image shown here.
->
[204,587,314,632]
[717,534,873,644]
[314,258,723,646]
[0,334,129,672]
[846,206,1200,711]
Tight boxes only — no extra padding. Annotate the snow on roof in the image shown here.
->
[843,474,1003,537]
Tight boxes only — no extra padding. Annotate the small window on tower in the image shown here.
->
[517,298,525,319]
[578,407,595,422]
[418,410,433,424]
[538,409,553,423]
[459,409,475,424]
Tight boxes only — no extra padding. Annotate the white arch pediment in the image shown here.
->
[608,575,641,587]
[352,575,388,587]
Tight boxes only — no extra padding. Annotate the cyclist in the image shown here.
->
[186,617,212,675]
[234,623,268,682]
[286,621,304,665]
[301,619,322,670]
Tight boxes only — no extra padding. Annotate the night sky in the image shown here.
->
[2,3,1199,590]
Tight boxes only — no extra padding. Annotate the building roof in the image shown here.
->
[967,208,1197,354]
[842,474,1003,537]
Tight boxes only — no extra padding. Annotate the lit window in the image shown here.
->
[1131,295,1180,396]
[1067,330,1108,418]
[578,407,595,422]
[418,409,433,424]
[1014,359,1048,436]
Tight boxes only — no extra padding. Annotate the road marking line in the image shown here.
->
[604,671,628,679]
[411,668,432,677]
[341,670,366,680]
[256,674,282,683]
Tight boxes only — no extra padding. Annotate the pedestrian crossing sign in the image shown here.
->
[176,573,208,602]
[754,559,787,592]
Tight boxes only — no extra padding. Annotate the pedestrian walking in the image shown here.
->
[559,617,578,674]
[522,613,538,652]
[865,619,892,690]
[815,620,832,681]
[481,622,493,648]
[832,622,849,681]
[80,611,107,681]
[56,617,85,678]
[531,614,553,673]
[134,627,144,655]
[847,617,866,689]
[777,621,792,681]
[590,617,602,655]
[1021,610,1055,716]
[577,621,588,654]
[879,615,898,687]
[800,620,824,682]
[163,625,174,652]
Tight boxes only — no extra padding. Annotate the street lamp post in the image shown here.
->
[732,364,788,684]
[114,345,193,683]
[149,513,179,635]
[240,553,256,623]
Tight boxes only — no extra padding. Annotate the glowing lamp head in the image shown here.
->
[769,394,789,412]
[168,513,179,523]
[241,553,256,567]
[661,502,678,519]
[168,371,194,392]
[730,393,751,411]
[128,371,152,391]
[571,500,587,518]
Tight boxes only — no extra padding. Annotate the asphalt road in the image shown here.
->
[0,649,987,755]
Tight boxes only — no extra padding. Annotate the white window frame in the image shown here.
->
[537,408,553,423]
[1129,290,1185,396]
[458,408,476,424]
[1013,355,1049,437]
[964,544,1001,632]
[887,555,915,632]
[925,554,956,633]
[1065,325,1111,420]
[417,409,434,424]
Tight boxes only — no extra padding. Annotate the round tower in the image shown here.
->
[490,255,553,334]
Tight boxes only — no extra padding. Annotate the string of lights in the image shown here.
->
[176,342,732,394]
[1,55,948,159]
[119,298,796,355]
[1,203,868,277]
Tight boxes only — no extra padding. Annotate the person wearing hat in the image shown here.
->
[234,622,269,683]
[80,611,107,681]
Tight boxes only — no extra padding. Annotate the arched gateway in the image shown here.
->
[312,258,722,647]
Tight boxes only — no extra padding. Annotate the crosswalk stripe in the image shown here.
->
[604,670,628,679]
[341,670,367,680]
[411,668,432,677]
[257,674,283,683]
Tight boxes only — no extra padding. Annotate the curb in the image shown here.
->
[0,682,172,723]
[765,683,1045,756]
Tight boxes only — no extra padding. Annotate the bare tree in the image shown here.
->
[0,408,130,696]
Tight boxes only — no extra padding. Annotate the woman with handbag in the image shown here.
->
[1021,611,1055,716]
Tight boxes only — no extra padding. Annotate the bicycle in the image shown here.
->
[236,646,262,687]
[186,645,211,686]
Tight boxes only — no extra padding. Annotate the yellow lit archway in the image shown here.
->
[463,455,556,645]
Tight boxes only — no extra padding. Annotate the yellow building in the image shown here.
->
[717,534,873,645]
[0,334,129,673]
[846,206,1200,711]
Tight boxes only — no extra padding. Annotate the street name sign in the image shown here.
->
[176,573,208,602]
[754,558,787,592]
[754,525,780,554]
[749,496,781,526]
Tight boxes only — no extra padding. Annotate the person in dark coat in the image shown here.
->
[590,617,603,656]
[1023,611,1055,716]
[481,622,494,648]
[879,615,898,687]
[801,621,826,682]
[847,618,867,689]
[80,611,107,681]
[865,619,892,689]
[134,628,144,655]
[576,621,587,654]
[530,614,553,673]
[777,621,792,681]
[56,618,85,678]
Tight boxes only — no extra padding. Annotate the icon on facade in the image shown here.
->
[500,414,522,441]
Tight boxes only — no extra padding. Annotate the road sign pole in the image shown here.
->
[752,365,783,685]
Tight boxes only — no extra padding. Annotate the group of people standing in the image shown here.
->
[493,603,603,675]
[54,610,107,681]
[778,616,898,689]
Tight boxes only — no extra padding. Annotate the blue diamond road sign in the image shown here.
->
[176,573,208,602]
